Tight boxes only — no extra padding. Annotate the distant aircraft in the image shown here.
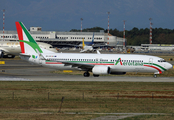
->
[80,38,94,53]
[16,22,172,78]
[79,32,95,46]
[75,32,105,49]
[0,41,57,58]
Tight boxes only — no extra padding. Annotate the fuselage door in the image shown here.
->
[149,58,153,66]
[100,58,103,64]
[96,58,103,64]
[95,58,99,64]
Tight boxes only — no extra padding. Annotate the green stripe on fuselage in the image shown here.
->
[144,63,166,71]
[45,60,114,64]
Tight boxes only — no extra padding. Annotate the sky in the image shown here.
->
[1,0,174,31]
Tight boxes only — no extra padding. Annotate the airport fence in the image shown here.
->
[1,91,174,101]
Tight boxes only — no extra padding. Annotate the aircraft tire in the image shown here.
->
[93,74,99,77]
[84,72,90,77]
[153,74,157,78]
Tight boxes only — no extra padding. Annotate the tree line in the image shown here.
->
[70,27,174,46]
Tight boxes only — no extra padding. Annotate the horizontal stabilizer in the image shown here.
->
[19,53,31,57]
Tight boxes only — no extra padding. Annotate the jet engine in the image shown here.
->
[110,72,126,75]
[92,65,110,75]
[0,50,4,58]
[0,50,15,58]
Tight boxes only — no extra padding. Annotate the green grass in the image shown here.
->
[0,82,174,119]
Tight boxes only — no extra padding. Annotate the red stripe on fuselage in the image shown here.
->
[15,22,25,53]
[46,62,62,64]
[143,64,162,74]
[45,62,114,65]
[89,63,114,65]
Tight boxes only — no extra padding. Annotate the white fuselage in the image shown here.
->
[0,41,57,55]
[20,53,172,75]
[80,46,93,52]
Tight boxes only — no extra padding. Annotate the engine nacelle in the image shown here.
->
[0,50,4,58]
[92,65,110,75]
[110,72,126,75]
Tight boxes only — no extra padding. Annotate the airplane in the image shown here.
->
[80,38,94,53]
[0,41,58,58]
[78,32,105,47]
[15,22,173,78]
[79,32,95,46]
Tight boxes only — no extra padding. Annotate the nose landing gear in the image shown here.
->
[153,74,157,78]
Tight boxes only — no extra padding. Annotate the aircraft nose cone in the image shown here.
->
[167,63,173,70]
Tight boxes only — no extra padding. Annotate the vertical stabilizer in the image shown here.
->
[82,38,85,49]
[15,22,43,55]
[91,32,94,44]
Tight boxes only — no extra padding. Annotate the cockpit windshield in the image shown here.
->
[158,59,166,62]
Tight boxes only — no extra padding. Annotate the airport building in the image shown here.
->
[0,27,126,49]
[127,44,174,53]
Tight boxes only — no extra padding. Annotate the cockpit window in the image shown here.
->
[158,59,166,62]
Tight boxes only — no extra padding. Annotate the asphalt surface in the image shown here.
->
[0,59,173,82]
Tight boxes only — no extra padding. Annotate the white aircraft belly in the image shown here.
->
[42,63,81,70]
[110,65,159,73]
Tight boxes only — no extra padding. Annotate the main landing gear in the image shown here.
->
[93,74,99,77]
[83,72,90,77]
[83,72,100,77]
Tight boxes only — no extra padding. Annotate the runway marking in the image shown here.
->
[0,61,5,64]
[0,76,32,81]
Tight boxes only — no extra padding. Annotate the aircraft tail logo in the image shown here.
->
[92,32,94,43]
[82,38,85,49]
[15,22,43,54]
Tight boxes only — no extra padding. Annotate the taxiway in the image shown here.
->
[0,59,173,82]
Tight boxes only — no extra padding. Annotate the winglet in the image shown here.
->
[97,50,101,54]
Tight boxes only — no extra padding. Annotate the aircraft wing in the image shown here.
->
[49,59,94,71]
[64,61,94,70]
[0,48,9,53]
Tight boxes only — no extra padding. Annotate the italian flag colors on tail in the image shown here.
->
[15,22,43,54]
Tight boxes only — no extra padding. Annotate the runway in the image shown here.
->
[0,59,174,82]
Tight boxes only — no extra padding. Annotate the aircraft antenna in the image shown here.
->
[149,18,153,44]
[2,9,5,41]
[81,18,83,32]
[107,12,110,45]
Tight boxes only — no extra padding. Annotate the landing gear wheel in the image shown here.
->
[93,74,99,77]
[84,72,90,77]
[153,74,157,78]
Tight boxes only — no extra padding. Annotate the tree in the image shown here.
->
[69,27,174,45]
